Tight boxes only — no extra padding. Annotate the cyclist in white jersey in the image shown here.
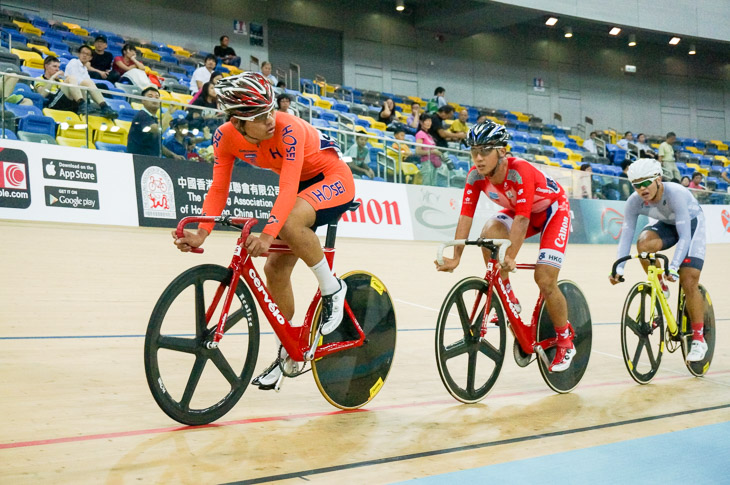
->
[609,159,708,362]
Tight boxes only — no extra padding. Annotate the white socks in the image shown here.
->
[310,257,340,296]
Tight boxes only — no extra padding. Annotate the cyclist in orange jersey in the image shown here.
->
[172,73,354,389]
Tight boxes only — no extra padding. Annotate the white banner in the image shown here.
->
[700,204,730,244]
[0,139,138,226]
[316,179,413,240]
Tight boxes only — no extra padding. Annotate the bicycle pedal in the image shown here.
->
[274,373,285,392]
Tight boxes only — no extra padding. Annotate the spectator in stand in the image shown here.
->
[658,131,680,182]
[276,93,297,116]
[214,35,241,67]
[188,81,222,131]
[190,54,217,95]
[35,56,80,112]
[54,46,117,118]
[2,75,33,106]
[260,61,277,86]
[388,128,420,164]
[689,172,706,190]
[378,98,396,125]
[618,159,633,200]
[113,44,146,81]
[450,109,470,147]
[635,133,656,159]
[163,118,194,159]
[476,113,488,124]
[416,116,443,186]
[344,134,374,179]
[430,105,464,147]
[583,131,598,154]
[721,170,730,185]
[617,131,633,150]
[681,176,691,187]
[189,71,222,105]
[87,35,118,83]
[578,163,593,199]
[406,102,422,131]
[126,86,177,158]
[426,86,446,113]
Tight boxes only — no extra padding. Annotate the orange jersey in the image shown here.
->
[200,112,350,237]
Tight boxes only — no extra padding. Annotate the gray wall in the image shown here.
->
[491,0,730,43]
[3,0,729,139]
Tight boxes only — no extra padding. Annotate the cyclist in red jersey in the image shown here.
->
[172,73,354,389]
[435,121,575,372]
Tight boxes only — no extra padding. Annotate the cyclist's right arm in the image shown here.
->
[436,172,479,272]
[172,127,234,251]
[612,195,640,280]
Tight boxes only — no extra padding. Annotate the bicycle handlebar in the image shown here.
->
[437,238,511,266]
[175,216,259,254]
[610,252,670,281]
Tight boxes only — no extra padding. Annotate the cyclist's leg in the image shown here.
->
[264,251,299,321]
[480,212,511,281]
[636,225,671,273]
[679,215,706,359]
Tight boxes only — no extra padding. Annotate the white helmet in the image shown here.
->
[627,158,662,182]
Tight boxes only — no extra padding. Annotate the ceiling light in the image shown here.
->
[689,44,696,55]
[609,27,621,36]
[564,26,573,38]
[628,34,636,47]
[669,37,680,45]
[545,17,558,26]
[395,0,404,11]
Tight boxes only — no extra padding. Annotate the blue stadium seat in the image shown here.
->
[1,128,18,140]
[332,103,349,113]
[18,115,56,137]
[105,99,133,112]
[319,111,338,122]
[3,102,42,119]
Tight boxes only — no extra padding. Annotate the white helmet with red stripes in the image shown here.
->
[214,72,275,120]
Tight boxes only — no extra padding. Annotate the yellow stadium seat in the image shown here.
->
[544,159,562,167]
[396,103,410,113]
[62,22,81,30]
[222,64,242,75]
[301,93,321,102]
[358,115,377,127]
[685,146,702,154]
[314,99,333,110]
[95,127,128,145]
[534,155,551,164]
[114,120,132,132]
[13,21,43,37]
[541,134,556,144]
[23,57,45,69]
[141,51,161,62]
[168,45,191,57]
[552,139,566,148]
[686,163,708,176]
[170,92,193,104]
[11,49,42,64]
[27,44,54,56]
[568,153,583,163]
[83,115,116,133]
[43,108,88,139]
[131,102,144,110]
[56,136,94,149]
[371,121,388,131]
[713,155,729,166]
[710,140,729,151]
[407,96,426,107]
[70,27,89,37]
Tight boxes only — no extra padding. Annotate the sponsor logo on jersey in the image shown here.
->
[545,176,560,193]
[266,215,279,225]
[505,190,514,199]
[488,191,499,200]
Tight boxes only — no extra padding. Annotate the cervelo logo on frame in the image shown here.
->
[249,268,286,325]
[340,197,402,225]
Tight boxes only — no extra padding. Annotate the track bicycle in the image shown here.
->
[435,239,592,403]
[611,252,715,384]
[144,206,397,425]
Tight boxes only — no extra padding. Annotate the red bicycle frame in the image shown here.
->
[475,257,567,355]
[175,216,366,362]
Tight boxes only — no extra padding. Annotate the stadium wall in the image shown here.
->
[6,0,730,139]
[3,140,730,246]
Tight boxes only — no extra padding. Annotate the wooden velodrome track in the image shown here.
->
[1,219,729,483]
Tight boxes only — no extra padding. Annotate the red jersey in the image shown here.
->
[460,157,565,219]
[200,112,348,237]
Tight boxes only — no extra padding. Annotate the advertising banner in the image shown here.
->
[320,179,413,240]
[699,205,730,244]
[133,155,279,233]
[0,139,138,226]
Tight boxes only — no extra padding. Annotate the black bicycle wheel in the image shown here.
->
[679,285,715,377]
[620,282,665,384]
[537,280,592,393]
[435,277,507,403]
[144,264,259,425]
[311,271,396,409]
